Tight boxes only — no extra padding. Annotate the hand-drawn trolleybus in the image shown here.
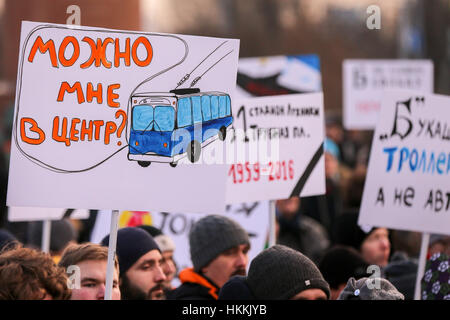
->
[127,88,233,167]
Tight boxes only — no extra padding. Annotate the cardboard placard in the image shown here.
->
[359,90,450,235]
[226,93,326,203]
[7,21,240,214]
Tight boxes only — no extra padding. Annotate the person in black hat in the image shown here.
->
[319,245,369,299]
[168,215,250,300]
[101,227,166,300]
[138,225,177,292]
[246,245,330,300]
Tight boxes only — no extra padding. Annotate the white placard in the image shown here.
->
[7,21,240,214]
[226,93,326,203]
[90,203,269,274]
[8,207,89,221]
[359,90,450,235]
[343,60,433,130]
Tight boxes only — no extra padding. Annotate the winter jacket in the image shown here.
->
[384,252,418,300]
[167,268,219,300]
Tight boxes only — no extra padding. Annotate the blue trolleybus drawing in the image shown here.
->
[127,88,233,167]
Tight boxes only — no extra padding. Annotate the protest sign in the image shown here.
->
[359,90,450,235]
[343,60,433,130]
[225,93,326,203]
[230,55,323,246]
[8,206,89,221]
[7,21,240,214]
[236,54,321,98]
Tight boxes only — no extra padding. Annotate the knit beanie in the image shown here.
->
[319,245,369,289]
[138,225,176,252]
[247,245,331,299]
[421,253,450,300]
[338,277,404,300]
[101,227,160,277]
[189,215,249,272]
[334,211,375,251]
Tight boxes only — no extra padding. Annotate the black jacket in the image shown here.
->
[167,268,219,300]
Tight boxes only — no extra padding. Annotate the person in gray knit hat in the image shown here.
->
[247,245,330,300]
[168,215,250,300]
[338,277,404,300]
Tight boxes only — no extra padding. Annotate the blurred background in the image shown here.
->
[0,0,449,233]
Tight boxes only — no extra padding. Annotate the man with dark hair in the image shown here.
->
[101,227,166,300]
[59,243,121,300]
[138,225,177,293]
[0,244,71,300]
[168,215,250,300]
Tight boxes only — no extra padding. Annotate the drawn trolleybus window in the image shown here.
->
[127,88,233,167]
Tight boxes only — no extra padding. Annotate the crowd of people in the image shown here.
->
[0,118,449,300]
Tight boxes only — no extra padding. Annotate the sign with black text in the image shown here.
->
[226,93,326,203]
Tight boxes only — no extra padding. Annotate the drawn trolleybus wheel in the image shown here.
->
[138,161,151,167]
[219,126,227,141]
[188,140,201,163]
[170,162,178,168]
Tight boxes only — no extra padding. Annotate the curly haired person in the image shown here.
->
[0,244,71,300]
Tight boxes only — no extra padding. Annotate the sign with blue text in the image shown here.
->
[359,90,450,235]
